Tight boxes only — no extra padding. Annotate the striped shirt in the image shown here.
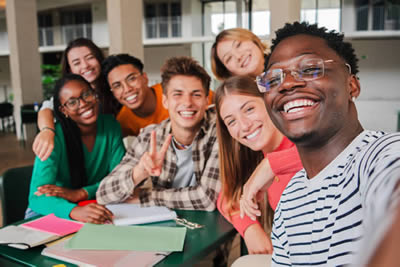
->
[271,130,400,266]
[96,108,220,211]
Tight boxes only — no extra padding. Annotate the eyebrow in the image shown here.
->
[222,100,253,121]
[268,52,315,68]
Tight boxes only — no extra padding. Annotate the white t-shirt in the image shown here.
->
[271,130,400,266]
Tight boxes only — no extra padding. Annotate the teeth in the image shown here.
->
[82,109,93,118]
[246,128,260,140]
[283,99,315,113]
[83,70,92,75]
[126,94,137,101]
[241,55,250,68]
[180,111,195,117]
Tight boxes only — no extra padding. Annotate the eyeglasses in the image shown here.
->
[62,90,96,111]
[256,58,351,93]
[110,72,142,94]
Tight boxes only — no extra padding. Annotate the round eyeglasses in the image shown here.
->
[61,90,96,111]
[256,58,351,93]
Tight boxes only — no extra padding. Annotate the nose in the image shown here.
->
[81,59,88,69]
[238,115,252,132]
[121,81,134,95]
[182,94,193,107]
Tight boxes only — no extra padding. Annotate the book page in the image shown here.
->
[0,225,57,249]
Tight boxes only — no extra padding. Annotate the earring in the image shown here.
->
[351,96,356,102]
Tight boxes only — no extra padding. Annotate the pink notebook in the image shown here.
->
[21,214,83,236]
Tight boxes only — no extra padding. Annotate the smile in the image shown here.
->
[283,99,316,113]
[179,111,196,118]
[83,70,93,76]
[125,94,138,102]
[241,54,251,68]
[245,127,261,140]
[81,108,94,119]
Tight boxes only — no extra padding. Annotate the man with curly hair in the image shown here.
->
[239,22,400,266]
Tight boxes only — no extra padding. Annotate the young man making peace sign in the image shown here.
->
[96,56,220,211]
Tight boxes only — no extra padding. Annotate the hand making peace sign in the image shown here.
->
[133,131,172,184]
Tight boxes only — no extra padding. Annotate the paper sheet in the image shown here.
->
[65,224,186,252]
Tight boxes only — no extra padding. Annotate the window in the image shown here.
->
[301,0,341,31]
[355,0,400,31]
[144,1,182,39]
[60,8,92,44]
[38,13,53,46]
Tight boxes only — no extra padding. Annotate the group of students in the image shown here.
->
[25,21,400,267]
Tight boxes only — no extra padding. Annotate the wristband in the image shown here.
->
[41,126,56,134]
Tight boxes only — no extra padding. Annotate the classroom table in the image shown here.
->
[0,209,236,267]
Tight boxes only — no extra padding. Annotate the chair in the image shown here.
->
[0,165,33,226]
[0,102,15,133]
[20,104,39,146]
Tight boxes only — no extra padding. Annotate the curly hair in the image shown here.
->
[266,22,359,75]
[161,56,211,95]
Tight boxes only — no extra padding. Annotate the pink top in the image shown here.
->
[217,136,302,237]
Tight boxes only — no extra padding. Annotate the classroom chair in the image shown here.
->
[0,102,15,133]
[0,165,33,226]
[20,104,39,147]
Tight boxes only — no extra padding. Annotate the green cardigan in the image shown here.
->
[28,114,126,219]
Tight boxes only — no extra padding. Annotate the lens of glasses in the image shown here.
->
[65,90,95,110]
[256,58,326,92]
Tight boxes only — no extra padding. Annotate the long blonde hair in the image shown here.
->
[211,28,268,80]
[214,75,274,230]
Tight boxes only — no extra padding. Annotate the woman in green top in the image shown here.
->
[27,74,126,223]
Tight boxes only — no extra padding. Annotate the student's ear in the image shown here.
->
[59,106,68,118]
[142,72,149,85]
[162,94,169,110]
[348,74,360,101]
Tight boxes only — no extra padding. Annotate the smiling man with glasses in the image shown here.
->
[102,54,169,136]
[240,22,400,267]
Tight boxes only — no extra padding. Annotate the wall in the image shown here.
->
[144,44,191,85]
[351,39,400,132]
[91,0,109,47]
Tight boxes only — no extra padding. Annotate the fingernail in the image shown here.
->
[251,217,256,221]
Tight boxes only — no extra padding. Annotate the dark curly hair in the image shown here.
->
[266,22,359,75]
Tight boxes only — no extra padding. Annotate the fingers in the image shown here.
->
[159,134,172,159]
[240,197,260,221]
[85,204,114,224]
[149,131,156,156]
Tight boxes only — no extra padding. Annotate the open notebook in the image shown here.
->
[42,237,169,267]
[0,214,83,249]
[106,203,177,226]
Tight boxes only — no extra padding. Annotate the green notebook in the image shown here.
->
[66,224,186,252]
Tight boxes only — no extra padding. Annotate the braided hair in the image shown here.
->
[53,74,90,189]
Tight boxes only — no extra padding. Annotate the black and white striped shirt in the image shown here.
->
[271,130,400,266]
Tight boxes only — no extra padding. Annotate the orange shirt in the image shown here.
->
[116,83,214,136]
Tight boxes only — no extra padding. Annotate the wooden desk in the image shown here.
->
[0,210,236,267]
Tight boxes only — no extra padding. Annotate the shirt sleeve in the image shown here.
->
[96,135,145,205]
[40,97,54,111]
[217,192,260,237]
[267,145,302,176]
[139,136,221,211]
[271,203,291,266]
[357,133,400,266]
[28,134,77,219]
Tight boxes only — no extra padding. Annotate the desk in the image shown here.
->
[0,210,236,267]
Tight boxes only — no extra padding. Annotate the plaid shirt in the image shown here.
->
[96,108,220,211]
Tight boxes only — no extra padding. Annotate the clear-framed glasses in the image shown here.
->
[62,89,96,111]
[110,72,142,94]
[256,58,351,93]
